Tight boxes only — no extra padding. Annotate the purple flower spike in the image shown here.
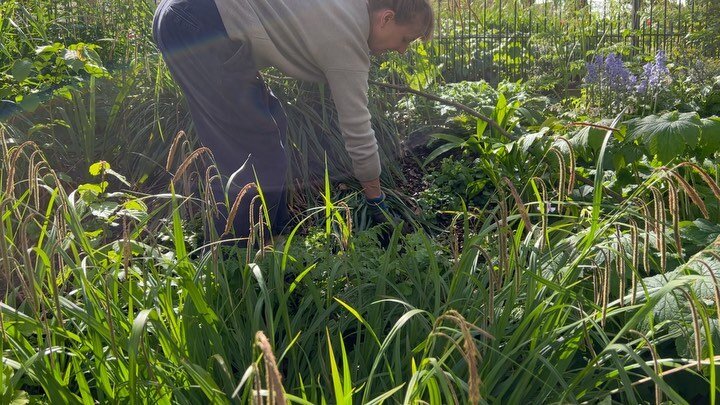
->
[636,50,671,95]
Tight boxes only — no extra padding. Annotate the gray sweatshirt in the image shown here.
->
[213,0,380,182]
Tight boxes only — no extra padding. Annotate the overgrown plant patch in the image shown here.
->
[3,1,720,403]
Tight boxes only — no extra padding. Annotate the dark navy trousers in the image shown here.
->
[153,0,289,239]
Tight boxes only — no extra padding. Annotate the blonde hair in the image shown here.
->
[368,0,435,41]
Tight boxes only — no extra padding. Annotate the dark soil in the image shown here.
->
[397,127,440,199]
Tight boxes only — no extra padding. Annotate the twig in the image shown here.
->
[369,80,516,141]
[569,122,621,132]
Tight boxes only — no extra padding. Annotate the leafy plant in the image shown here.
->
[626,111,720,163]
[417,157,491,221]
[3,42,110,114]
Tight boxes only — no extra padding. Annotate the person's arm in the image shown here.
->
[324,69,383,192]
[360,177,382,199]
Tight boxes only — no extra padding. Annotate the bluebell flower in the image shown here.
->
[584,54,604,85]
[604,53,635,91]
[584,53,635,91]
[636,50,671,95]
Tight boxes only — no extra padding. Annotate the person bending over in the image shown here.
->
[153,0,434,240]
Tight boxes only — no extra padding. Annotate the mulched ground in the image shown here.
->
[397,127,439,200]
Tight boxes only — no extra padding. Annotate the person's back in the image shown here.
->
[153,0,433,242]
[214,0,371,83]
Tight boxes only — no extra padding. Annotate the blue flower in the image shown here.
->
[636,50,671,95]
[604,53,635,91]
[584,53,635,91]
[584,54,604,85]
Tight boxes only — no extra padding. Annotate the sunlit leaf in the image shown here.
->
[17,93,40,112]
[63,49,85,72]
[35,43,64,55]
[89,161,110,176]
[682,219,720,247]
[105,168,130,186]
[628,111,702,163]
[123,199,147,212]
[90,201,119,219]
[519,127,549,153]
[11,59,33,82]
[9,390,30,405]
[570,121,611,154]
[699,116,720,157]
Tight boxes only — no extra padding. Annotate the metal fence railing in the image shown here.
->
[415,0,717,84]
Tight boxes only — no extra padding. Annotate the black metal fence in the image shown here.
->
[416,0,717,84]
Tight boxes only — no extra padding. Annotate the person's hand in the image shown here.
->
[366,192,407,248]
[366,192,393,226]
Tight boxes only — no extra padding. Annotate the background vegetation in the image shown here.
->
[2,0,720,403]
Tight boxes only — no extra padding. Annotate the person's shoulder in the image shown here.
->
[315,0,369,33]
[310,0,370,60]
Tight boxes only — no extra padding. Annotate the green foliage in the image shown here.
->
[3,42,109,113]
[2,1,720,403]
[636,246,720,359]
[4,111,720,403]
[380,41,441,91]
[563,113,720,196]
[627,111,703,163]
[417,157,491,220]
[267,76,405,200]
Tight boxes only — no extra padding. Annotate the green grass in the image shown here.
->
[2,130,718,403]
[2,0,720,403]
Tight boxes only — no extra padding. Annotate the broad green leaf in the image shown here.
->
[17,93,40,112]
[11,59,33,82]
[35,43,64,54]
[89,201,119,219]
[635,251,720,358]
[699,116,720,156]
[494,92,508,128]
[84,229,103,239]
[84,61,110,78]
[53,85,74,100]
[569,122,611,154]
[80,45,104,66]
[78,182,105,194]
[89,161,110,176]
[628,111,702,163]
[518,127,548,153]
[122,199,147,212]
[475,118,488,139]
[63,49,85,72]
[105,168,131,186]
[682,219,720,247]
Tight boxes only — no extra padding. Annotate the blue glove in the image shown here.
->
[366,193,391,225]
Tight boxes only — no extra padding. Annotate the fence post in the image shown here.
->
[632,0,641,54]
